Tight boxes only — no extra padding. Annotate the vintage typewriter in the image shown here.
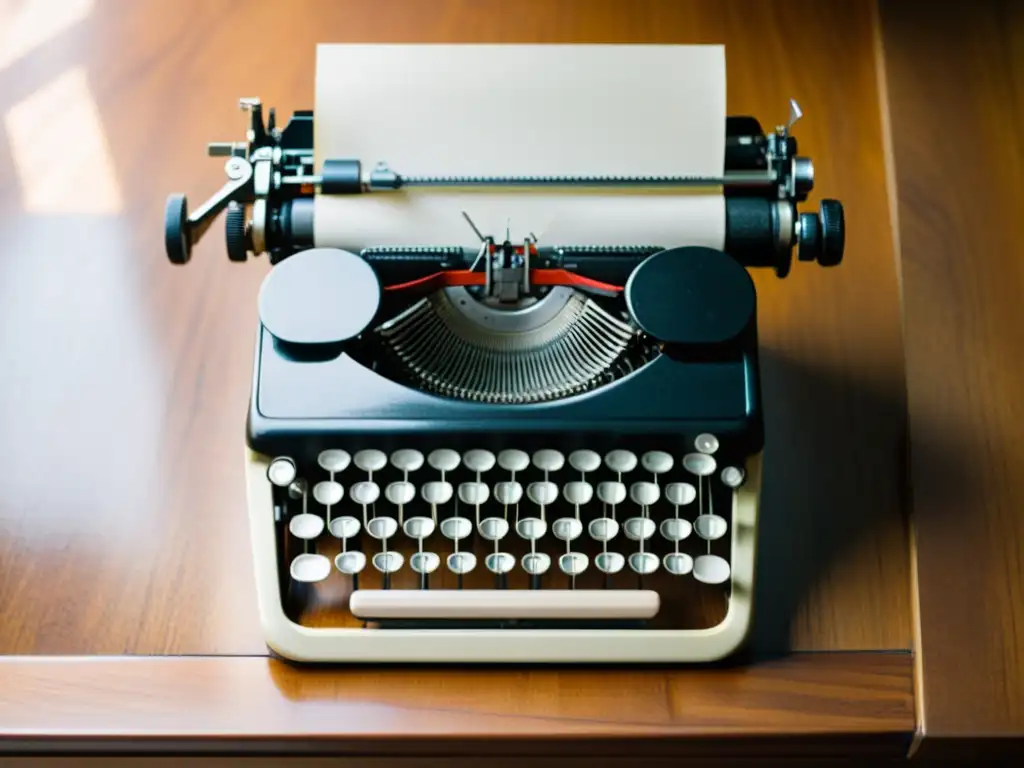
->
[164,45,844,663]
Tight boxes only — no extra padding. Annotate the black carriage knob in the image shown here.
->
[798,199,845,267]
[164,194,191,264]
[225,202,251,262]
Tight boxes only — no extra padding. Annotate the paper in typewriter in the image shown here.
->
[314,44,725,251]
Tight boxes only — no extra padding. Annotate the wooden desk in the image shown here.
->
[1,0,1011,760]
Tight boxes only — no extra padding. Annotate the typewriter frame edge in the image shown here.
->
[244,447,761,664]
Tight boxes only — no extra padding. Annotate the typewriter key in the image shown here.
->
[532,449,565,474]
[559,552,589,577]
[497,449,529,473]
[266,457,297,487]
[629,481,660,507]
[457,481,490,506]
[485,552,516,575]
[516,517,547,541]
[521,552,552,576]
[660,518,692,542]
[389,449,424,474]
[552,517,583,541]
[462,449,496,474]
[720,466,746,488]
[623,517,656,541]
[440,517,472,540]
[366,517,398,540]
[478,517,509,541]
[493,481,523,507]
[349,480,380,506]
[694,514,728,541]
[385,481,416,507]
[373,551,404,574]
[289,513,324,540]
[693,554,730,585]
[526,481,559,507]
[313,481,344,507]
[403,516,436,540]
[604,449,638,475]
[290,553,332,583]
[420,480,454,506]
[595,551,625,575]
[665,482,697,507]
[596,481,627,507]
[427,448,461,474]
[335,550,367,575]
[694,433,720,454]
[568,449,601,474]
[682,452,717,477]
[562,480,594,507]
[354,449,387,475]
[410,551,440,575]
[588,517,620,542]
[628,551,659,575]
[317,449,350,474]
[446,551,477,575]
[328,516,361,539]
[663,552,694,576]
[641,450,674,476]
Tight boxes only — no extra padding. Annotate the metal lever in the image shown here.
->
[164,157,254,264]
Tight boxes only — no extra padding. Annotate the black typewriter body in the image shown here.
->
[165,73,845,662]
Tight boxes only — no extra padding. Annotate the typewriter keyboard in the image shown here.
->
[263,440,748,629]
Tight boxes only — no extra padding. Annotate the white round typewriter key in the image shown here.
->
[290,553,331,583]
[462,449,496,474]
[365,516,398,540]
[328,515,361,539]
[457,481,490,506]
[663,552,694,576]
[478,517,510,541]
[559,552,589,577]
[623,517,656,541]
[596,481,627,506]
[349,480,380,506]
[420,480,453,506]
[317,449,350,474]
[693,554,731,584]
[568,449,602,474]
[373,551,404,574]
[604,449,638,475]
[313,480,344,507]
[410,551,440,574]
[353,449,387,474]
[720,466,746,489]
[628,551,659,575]
[665,482,697,507]
[335,550,367,575]
[497,449,530,473]
[267,457,297,487]
[485,552,516,575]
[562,480,593,507]
[588,517,620,542]
[552,517,583,541]
[641,450,674,475]
[521,552,551,576]
[440,516,472,540]
[682,452,717,477]
[427,448,461,474]
[385,481,416,507]
[526,480,559,507]
[532,449,565,473]
[389,448,424,474]
[695,514,728,541]
[403,516,435,540]
[516,517,547,541]
[407,552,440,577]
[660,518,693,542]
[493,480,523,506]
[447,551,477,575]
[694,433,720,454]
[289,513,325,540]
[595,551,625,575]
[629,481,660,507]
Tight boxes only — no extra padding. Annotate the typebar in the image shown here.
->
[349,590,660,621]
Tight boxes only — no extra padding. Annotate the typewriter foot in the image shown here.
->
[165,194,191,264]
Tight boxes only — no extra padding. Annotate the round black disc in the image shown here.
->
[625,246,755,345]
[258,248,382,345]
[164,194,190,264]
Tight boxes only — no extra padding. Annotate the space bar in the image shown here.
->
[349,590,660,620]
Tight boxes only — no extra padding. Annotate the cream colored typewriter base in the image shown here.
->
[245,448,761,663]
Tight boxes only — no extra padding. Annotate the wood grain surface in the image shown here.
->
[0,0,910,658]
[878,0,1024,754]
[0,653,913,756]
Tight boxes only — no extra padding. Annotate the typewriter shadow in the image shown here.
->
[743,347,963,658]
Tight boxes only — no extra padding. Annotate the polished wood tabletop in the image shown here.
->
[0,0,1018,760]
